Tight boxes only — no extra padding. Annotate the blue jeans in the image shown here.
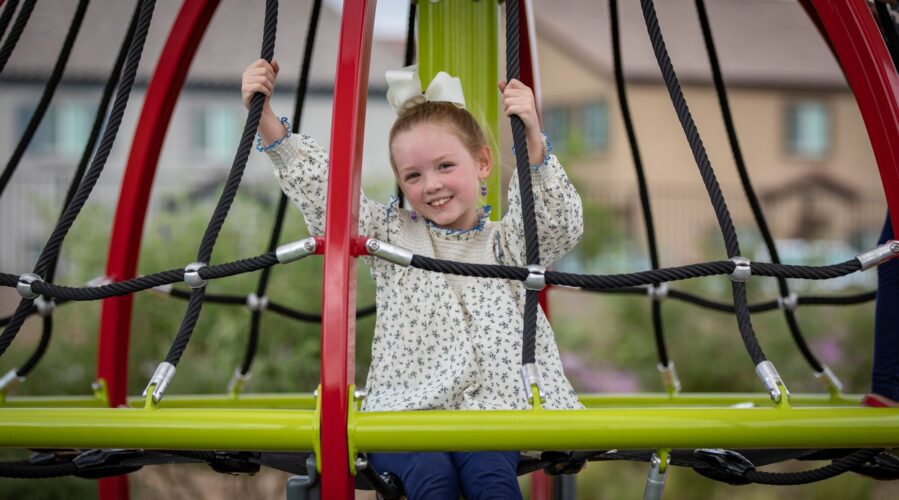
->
[367,451,522,500]
[873,214,899,401]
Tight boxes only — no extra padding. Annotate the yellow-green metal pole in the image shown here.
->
[418,0,501,217]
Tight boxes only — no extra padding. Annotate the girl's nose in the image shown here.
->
[424,175,443,193]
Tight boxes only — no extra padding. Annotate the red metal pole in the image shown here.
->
[805,0,899,236]
[320,0,376,498]
[96,2,219,498]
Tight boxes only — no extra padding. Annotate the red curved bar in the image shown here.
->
[320,0,376,497]
[97,1,220,498]
[805,0,899,235]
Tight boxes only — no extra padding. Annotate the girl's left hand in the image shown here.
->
[499,79,540,138]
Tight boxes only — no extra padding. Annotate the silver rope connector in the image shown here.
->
[755,360,789,403]
[643,453,669,500]
[0,368,25,392]
[142,362,176,404]
[183,262,207,289]
[354,388,367,401]
[856,240,899,270]
[34,296,55,317]
[814,365,844,393]
[520,363,546,404]
[16,273,42,300]
[777,292,798,312]
[657,361,681,394]
[365,239,413,266]
[729,256,751,283]
[227,367,252,395]
[246,293,269,312]
[647,283,668,301]
[276,237,317,264]
[523,264,546,291]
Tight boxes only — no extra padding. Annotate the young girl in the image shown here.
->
[242,59,584,499]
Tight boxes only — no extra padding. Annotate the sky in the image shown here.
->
[324,0,411,41]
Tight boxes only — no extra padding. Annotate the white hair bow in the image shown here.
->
[385,64,466,113]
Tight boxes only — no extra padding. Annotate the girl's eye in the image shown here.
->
[404,172,419,182]
[439,162,454,170]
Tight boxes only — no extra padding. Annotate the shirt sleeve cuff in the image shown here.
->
[510,132,553,171]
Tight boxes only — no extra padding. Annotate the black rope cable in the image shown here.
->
[505,0,541,366]
[874,2,899,70]
[741,448,884,485]
[0,460,79,479]
[0,0,21,42]
[0,0,35,75]
[610,0,670,368]
[16,0,145,379]
[15,313,50,375]
[0,0,157,359]
[239,0,321,376]
[639,0,766,366]
[162,0,278,367]
[0,0,90,198]
[694,0,824,373]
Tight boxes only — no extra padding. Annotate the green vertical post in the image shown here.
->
[418,0,501,218]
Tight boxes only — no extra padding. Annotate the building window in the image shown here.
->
[786,101,830,159]
[16,102,94,158]
[192,106,244,162]
[543,107,569,154]
[582,101,609,153]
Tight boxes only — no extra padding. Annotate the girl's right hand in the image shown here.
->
[241,58,279,111]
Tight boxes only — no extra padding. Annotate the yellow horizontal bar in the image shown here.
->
[0,408,316,451]
[1,393,316,409]
[578,392,863,407]
[351,407,899,452]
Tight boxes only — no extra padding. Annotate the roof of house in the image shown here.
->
[534,0,849,89]
[1,0,404,90]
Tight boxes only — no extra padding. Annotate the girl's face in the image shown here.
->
[392,121,492,231]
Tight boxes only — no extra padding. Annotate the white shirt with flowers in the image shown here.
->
[266,134,584,411]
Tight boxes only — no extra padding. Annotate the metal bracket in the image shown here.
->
[729,256,751,283]
[142,362,176,404]
[276,237,317,264]
[857,240,899,270]
[814,365,844,394]
[0,368,25,392]
[16,273,42,300]
[227,367,252,396]
[643,452,670,500]
[184,262,208,289]
[657,361,681,394]
[365,239,413,266]
[520,363,546,404]
[524,264,546,291]
[755,360,790,403]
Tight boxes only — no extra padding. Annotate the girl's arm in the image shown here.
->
[498,80,583,266]
[242,59,288,147]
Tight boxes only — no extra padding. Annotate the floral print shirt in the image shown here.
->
[266,134,584,411]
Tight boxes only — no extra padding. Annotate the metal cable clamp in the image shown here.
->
[643,452,669,500]
[183,262,207,289]
[276,237,317,264]
[142,362,176,404]
[814,365,844,393]
[647,283,668,301]
[365,239,413,266]
[34,296,55,317]
[16,273,42,300]
[755,360,790,403]
[246,293,269,312]
[0,368,25,392]
[657,361,681,394]
[729,256,751,283]
[777,292,798,312]
[524,264,546,291]
[856,240,899,270]
[227,367,252,395]
[520,363,546,404]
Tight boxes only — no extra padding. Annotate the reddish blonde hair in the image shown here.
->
[388,102,488,169]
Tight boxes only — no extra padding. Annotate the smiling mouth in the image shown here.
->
[429,196,452,207]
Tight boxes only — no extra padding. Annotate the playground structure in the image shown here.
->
[0,0,898,499]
